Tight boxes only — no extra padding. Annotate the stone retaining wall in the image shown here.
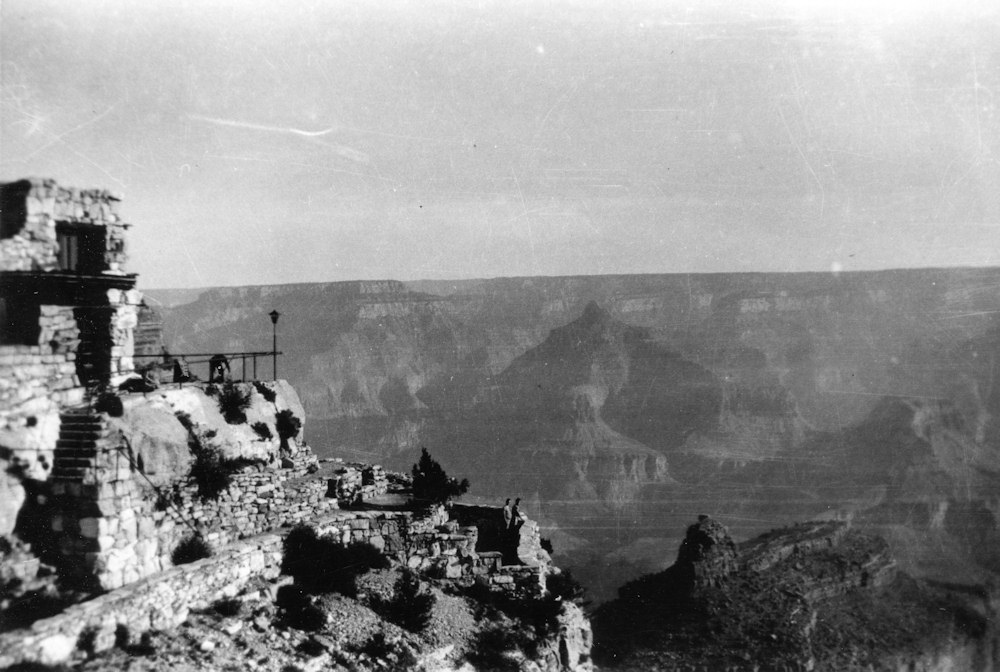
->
[50,448,330,590]
[0,502,552,668]
[0,531,285,668]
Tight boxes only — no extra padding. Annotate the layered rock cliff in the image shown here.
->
[594,517,999,671]
[148,268,1000,596]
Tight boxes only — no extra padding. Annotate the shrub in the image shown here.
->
[213,597,244,617]
[175,411,194,432]
[172,534,212,565]
[189,442,231,501]
[275,409,301,441]
[251,421,273,440]
[276,585,325,631]
[94,392,123,417]
[384,569,435,632]
[253,381,277,402]
[281,525,389,595]
[411,448,469,504]
[217,380,252,424]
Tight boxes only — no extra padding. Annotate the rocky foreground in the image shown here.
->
[593,517,999,671]
[36,567,589,672]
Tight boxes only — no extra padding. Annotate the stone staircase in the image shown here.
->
[51,409,108,481]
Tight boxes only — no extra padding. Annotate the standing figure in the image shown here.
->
[209,354,230,383]
[503,498,513,530]
[510,497,523,532]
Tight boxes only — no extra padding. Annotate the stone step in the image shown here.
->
[53,447,99,459]
[50,470,86,481]
[53,453,97,469]
[55,439,101,450]
[58,418,107,430]
[58,430,107,442]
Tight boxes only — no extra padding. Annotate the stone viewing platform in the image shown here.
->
[0,471,554,667]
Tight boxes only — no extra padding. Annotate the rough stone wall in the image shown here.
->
[0,306,85,535]
[44,381,311,590]
[0,307,83,440]
[451,503,551,567]
[325,462,388,504]
[0,531,285,668]
[0,503,561,668]
[107,288,140,383]
[0,178,126,273]
[49,448,327,591]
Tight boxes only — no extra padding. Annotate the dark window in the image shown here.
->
[57,229,80,271]
[56,223,105,274]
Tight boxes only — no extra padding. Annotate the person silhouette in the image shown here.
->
[510,497,523,532]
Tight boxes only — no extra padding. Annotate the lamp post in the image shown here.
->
[269,310,280,381]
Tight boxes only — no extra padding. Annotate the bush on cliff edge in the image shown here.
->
[216,380,252,424]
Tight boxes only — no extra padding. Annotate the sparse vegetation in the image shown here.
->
[94,392,124,417]
[276,585,325,631]
[216,380,252,424]
[383,569,435,633]
[171,534,212,565]
[275,409,301,441]
[468,625,536,671]
[546,568,587,605]
[251,421,273,440]
[189,442,232,501]
[253,381,277,402]
[411,447,469,504]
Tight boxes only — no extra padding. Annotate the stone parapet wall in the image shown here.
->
[451,503,551,567]
[324,461,388,505]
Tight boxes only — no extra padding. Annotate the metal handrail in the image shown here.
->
[133,351,283,384]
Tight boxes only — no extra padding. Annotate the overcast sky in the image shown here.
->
[2,0,997,289]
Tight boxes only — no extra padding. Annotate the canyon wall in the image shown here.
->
[150,268,1000,594]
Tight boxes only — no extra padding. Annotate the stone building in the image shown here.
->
[0,178,143,535]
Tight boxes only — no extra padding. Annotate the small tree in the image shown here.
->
[411,448,469,504]
[275,409,301,441]
[217,380,252,424]
[386,569,435,632]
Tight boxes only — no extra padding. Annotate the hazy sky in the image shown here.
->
[2,0,998,289]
